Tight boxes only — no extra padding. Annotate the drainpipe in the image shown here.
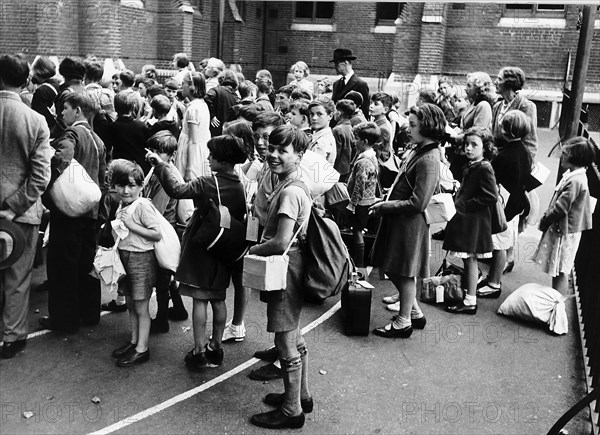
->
[217,0,225,59]
[261,1,267,68]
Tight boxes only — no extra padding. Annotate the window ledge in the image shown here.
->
[422,15,443,23]
[372,25,397,34]
[120,0,144,9]
[291,23,335,32]
[498,17,566,28]
[178,5,194,14]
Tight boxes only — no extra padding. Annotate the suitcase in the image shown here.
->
[341,281,372,336]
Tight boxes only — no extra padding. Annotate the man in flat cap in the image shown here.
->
[330,48,370,119]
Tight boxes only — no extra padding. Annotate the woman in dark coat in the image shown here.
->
[369,104,444,338]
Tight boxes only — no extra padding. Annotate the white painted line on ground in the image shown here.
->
[89,300,342,435]
[0,311,113,346]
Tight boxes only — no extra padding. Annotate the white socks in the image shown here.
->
[392,315,412,329]
[463,294,477,306]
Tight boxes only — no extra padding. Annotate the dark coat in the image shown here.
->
[106,116,151,173]
[332,73,370,119]
[491,140,532,221]
[492,94,538,158]
[153,165,246,290]
[371,143,440,278]
[443,160,498,254]
[205,85,240,137]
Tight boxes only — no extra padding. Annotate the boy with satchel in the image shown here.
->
[40,92,107,334]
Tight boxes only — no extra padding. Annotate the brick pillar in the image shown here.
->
[416,2,448,83]
[78,0,121,58]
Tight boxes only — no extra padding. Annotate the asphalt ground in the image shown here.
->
[0,128,592,434]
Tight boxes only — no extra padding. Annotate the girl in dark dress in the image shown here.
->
[146,135,248,371]
[444,128,498,314]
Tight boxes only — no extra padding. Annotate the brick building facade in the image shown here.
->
[1,1,598,128]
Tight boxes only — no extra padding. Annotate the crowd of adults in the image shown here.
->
[1,46,565,429]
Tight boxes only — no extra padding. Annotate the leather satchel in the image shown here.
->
[490,195,508,234]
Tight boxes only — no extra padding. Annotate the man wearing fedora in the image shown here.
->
[0,54,52,359]
[330,48,370,119]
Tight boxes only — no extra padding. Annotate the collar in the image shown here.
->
[358,148,376,159]
[0,90,21,100]
[72,120,90,129]
[311,127,332,140]
[557,167,586,190]
[342,72,354,83]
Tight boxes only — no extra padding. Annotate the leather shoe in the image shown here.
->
[411,316,427,329]
[263,393,314,413]
[1,339,26,359]
[250,408,305,429]
[39,316,78,334]
[117,349,149,367]
[373,324,413,338]
[446,301,477,315]
[248,362,283,381]
[253,346,279,363]
[503,261,515,274]
[101,300,127,313]
[112,341,137,358]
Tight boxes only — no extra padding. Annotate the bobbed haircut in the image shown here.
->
[217,69,239,89]
[185,71,206,98]
[309,98,335,115]
[150,94,172,118]
[110,160,144,187]
[114,91,139,116]
[31,56,56,84]
[119,69,135,88]
[256,69,272,81]
[207,135,248,164]
[252,111,285,130]
[371,92,393,109]
[501,110,530,140]
[499,66,526,92]
[407,103,447,142]
[463,127,497,161]
[59,57,85,80]
[336,99,356,118]
[268,124,310,154]
[147,130,178,156]
[562,136,597,167]
[84,59,104,82]
[353,121,381,145]
[0,54,29,87]
[344,90,363,107]
[223,121,255,159]
[290,61,310,76]
[64,92,97,118]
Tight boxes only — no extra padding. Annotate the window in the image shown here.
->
[376,2,405,25]
[294,2,334,21]
[504,4,566,18]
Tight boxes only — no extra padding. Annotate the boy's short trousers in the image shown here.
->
[492,216,519,251]
[261,249,304,333]
[118,250,157,300]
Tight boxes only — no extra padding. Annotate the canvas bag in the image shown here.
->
[191,174,249,263]
[49,126,102,217]
[290,181,352,304]
[127,198,181,273]
[90,235,126,299]
[420,254,464,304]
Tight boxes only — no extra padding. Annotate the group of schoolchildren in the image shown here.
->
[7,52,597,430]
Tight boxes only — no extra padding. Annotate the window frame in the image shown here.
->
[503,3,567,19]
[293,1,335,23]
[375,2,405,26]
